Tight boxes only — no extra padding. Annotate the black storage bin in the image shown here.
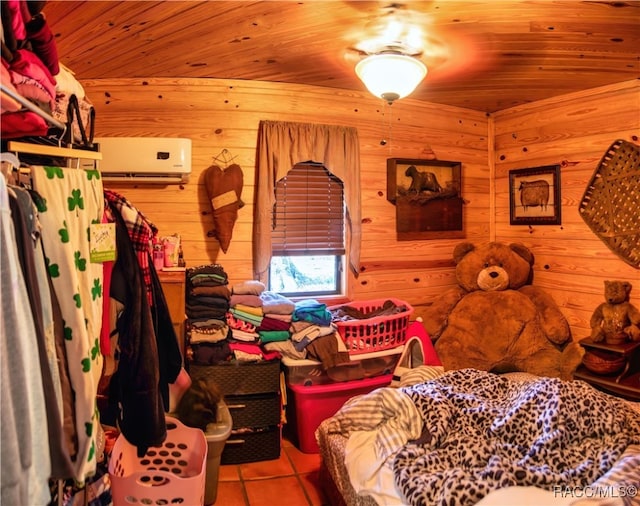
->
[221,426,281,465]
[188,359,282,463]
[226,393,281,429]
[188,360,281,396]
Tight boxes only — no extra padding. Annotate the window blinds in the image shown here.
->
[272,163,345,255]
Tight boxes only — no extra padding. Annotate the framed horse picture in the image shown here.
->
[387,158,464,240]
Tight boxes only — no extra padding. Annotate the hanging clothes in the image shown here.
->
[103,188,182,417]
[30,164,104,483]
[104,189,157,305]
[104,207,181,456]
[8,184,74,479]
[29,188,81,463]
[0,173,51,505]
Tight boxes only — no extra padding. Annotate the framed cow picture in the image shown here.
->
[387,158,464,240]
[509,165,561,225]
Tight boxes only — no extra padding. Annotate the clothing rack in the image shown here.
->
[4,142,101,185]
[7,140,102,161]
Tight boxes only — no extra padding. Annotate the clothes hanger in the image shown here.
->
[0,152,21,185]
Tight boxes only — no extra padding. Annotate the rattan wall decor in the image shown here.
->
[579,139,640,269]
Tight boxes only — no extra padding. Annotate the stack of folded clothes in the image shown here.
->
[258,291,295,344]
[185,264,231,364]
[224,280,296,362]
[186,273,362,370]
[290,299,350,369]
[227,280,265,342]
[261,298,352,371]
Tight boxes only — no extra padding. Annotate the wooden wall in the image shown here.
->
[82,77,639,341]
[83,77,489,305]
[493,79,640,340]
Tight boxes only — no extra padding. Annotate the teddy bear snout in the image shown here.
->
[477,266,509,291]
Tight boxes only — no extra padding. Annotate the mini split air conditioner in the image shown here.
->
[95,137,192,184]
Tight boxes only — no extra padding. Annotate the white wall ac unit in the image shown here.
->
[96,137,192,184]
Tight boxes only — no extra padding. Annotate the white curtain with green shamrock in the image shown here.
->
[31,165,104,483]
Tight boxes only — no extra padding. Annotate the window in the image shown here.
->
[269,162,345,297]
[254,120,361,285]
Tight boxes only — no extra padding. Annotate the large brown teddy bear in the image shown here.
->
[423,241,584,380]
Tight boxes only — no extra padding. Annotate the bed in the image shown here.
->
[316,367,640,506]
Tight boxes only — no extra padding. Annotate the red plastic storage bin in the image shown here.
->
[285,374,392,453]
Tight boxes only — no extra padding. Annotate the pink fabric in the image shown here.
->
[19,0,32,27]
[257,316,291,332]
[25,13,59,76]
[9,49,56,107]
[1,92,21,113]
[1,110,48,137]
[228,342,281,361]
[9,72,52,105]
[1,62,22,113]
[229,293,262,308]
[6,0,26,41]
[406,320,442,366]
[226,312,256,333]
[100,208,115,356]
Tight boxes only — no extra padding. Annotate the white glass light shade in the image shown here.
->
[355,53,427,103]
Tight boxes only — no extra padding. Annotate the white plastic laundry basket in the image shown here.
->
[108,416,207,505]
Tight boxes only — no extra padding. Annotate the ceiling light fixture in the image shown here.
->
[355,50,427,104]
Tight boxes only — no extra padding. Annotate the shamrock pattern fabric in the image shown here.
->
[31,165,104,483]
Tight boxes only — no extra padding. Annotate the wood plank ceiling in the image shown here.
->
[44,0,640,113]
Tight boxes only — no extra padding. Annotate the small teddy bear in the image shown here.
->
[590,280,640,344]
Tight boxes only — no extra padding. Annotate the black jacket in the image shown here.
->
[107,210,182,455]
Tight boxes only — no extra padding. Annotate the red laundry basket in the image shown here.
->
[329,298,414,355]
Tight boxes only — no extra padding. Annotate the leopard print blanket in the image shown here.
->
[395,369,640,506]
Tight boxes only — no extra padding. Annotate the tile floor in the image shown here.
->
[214,436,329,506]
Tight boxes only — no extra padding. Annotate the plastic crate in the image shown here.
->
[108,416,207,505]
[221,425,281,464]
[282,345,404,386]
[328,298,413,355]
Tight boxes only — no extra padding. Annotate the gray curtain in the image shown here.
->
[253,120,362,282]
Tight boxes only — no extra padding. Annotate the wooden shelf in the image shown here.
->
[7,140,102,161]
[578,337,640,356]
[575,337,640,401]
[574,367,640,401]
[158,268,186,364]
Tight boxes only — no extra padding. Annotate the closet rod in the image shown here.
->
[7,141,102,161]
[1,83,66,130]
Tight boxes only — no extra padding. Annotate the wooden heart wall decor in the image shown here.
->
[203,163,244,253]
